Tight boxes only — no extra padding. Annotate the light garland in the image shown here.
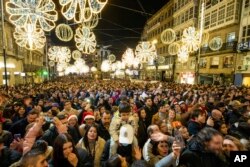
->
[6,0,58,32]
[59,0,107,23]
[177,45,189,63]
[48,46,71,63]
[161,29,176,44]
[13,24,46,50]
[168,42,180,55]
[209,37,223,51]
[75,26,97,54]
[122,48,135,67]
[55,24,73,42]
[82,9,99,29]
[182,27,200,53]
[135,41,157,63]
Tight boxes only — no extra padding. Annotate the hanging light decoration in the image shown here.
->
[59,0,107,23]
[158,56,165,64]
[82,10,99,29]
[168,42,180,55]
[101,60,111,72]
[182,27,200,53]
[65,65,78,75]
[13,23,46,50]
[135,41,157,63]
[72,50,82,60]
[161,28,176,44]
[80,64,90,74]
[201,32,210,45]
[57,61,69,72]
[177,45,189,63]
[48,46,71,63]
[48,61,55,67]
[6,0,58,32]
[75,26,97,54]
[209,37,223,51]
[55,24,73,42]
[91,66,97,72]
[108,54,116,63]
[74,58,86,70]
[133,58,140,68]
[122,48,135,67]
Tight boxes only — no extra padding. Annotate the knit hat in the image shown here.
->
[83,112,95,121]
[68,115,78,121]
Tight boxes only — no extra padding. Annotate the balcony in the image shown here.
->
[200,41,237,55]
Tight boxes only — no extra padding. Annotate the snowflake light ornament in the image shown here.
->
[135,42,157,63]
[13,23,46,50]
[59,0,107,23]
[55,24,73,42]
[182,27,200,53]
[177,45,189,63]
[48,46,71,63]
[75,26,97,54]
[161,29,176,44]
[6,0,58,31]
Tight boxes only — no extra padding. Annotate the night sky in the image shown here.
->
[50,0,168,57]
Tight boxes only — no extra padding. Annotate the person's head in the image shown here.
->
[179,126,189,140]
[145,97,153,107]
[168,109,176,120]
[216,102,226,113]
[196,127,223,155]
[106,154,127,167]
[99,105,106,114]
[57,113,68,125]
[18,105,26,116]
[133,112,139,123]
[51,103,59,111]
[223,135,246,157]
[119,102,131,122]
[27,110,39,124]
[138,107,146,119]
[219,123,228,135]
[13,102,22,111]
[211,109,222,121]
[64,101,72,110]
[53,133,77,160]
[67,115,78,127]
[101,110,111,127]
[83,112,95,125]
[147,125,160,138]
[191,109,207,124]
[152,140,169,157]
[84,124,99,141]
[158,120,168,134]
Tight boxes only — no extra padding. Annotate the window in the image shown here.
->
[227,32,236,42]
[189,7,194,19]
[199,58,207,68]
[245,0,250,8]
[185,10,189,21]
[218,6,225,24]
[226,2,234,21]
[205,14,210,29]
[210,10,218,27]
[210,57,219,68]
[223,56,233,68]
[242,25,250,43]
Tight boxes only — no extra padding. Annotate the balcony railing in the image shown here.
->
[200,41,237,55]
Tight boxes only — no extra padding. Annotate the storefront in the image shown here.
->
[179,72,195,84]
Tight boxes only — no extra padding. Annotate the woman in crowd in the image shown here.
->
[11,105,27,123]
[50,133,91,167]
[137,107,148,149]
[77,124,105,167]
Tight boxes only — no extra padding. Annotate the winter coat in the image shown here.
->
[137,119,148,149]
[187,120,203,136]
[97,122,110,141]
[0,147,21,167]
[9,118,29,138]
[0,130,13,147]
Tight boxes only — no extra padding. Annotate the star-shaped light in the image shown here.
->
[135,42,157,63]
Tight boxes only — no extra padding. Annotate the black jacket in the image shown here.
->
[40,126,80,146]
[97,122,110,141]
[178,140,228,167]
[9,118,29,137]
[0,147,22,167]
[137,119,148,149]
[187,120,203,136]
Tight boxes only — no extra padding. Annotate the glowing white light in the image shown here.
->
[101,60,111,72]
[177,45,189,63]
[108,54,116,63]
[72,50,82,60]
[182,27,200,53]
[55,24,73,42]
[48,46,71,63]
[122,48,135,67]
[161,29,176,44]
[209,37,223,51]
[135,41,157,63]
[168,42,180,55]
[6,0,58,32]
[91,66,97,72]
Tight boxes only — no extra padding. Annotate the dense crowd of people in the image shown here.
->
[0,75,249,167]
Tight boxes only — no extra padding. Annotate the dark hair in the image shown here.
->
[131,160,149,167]
[101,110,111,117]
[83,124,99,155]
[119,102,131,113]
[147,125,159,137]
[21,149,46,167]
[151,140,169,156]
[53,133,79,167]
[28,109,39,115]
[191,109,205,119]
[106,154,121,167]
[144,97,152,103]
[137,107,146,119]
[195,127,222,148]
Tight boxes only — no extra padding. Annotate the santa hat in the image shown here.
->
[83,112,95,121]
[68,115,78,121]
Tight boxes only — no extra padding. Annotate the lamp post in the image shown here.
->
[152,39,158,80]
[1,0,8,92]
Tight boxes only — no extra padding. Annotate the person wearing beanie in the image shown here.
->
[79,112,96,137]
[68,115,81,140]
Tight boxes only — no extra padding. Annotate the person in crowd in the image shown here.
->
[178,126,190,144]
[0,136,21,167]
[40,114,79,146]
[11,105,27,123]
[144,97,158,128]
[109,102,138,157]
[97,110,111,141]
[49,133,91,167]
[10,110,39,138]
[137,107,148,149]
[61,100,79,117]
[219,123,228,136]
[187,109,207,136]
[67,115,81,139]
[79,112,96,137]
[151,104,169,125]
[77,124,105,167]
[0,122,13,147]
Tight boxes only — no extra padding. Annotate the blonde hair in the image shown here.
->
[224,135,247,151]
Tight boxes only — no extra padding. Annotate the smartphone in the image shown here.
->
[14,134,21,140]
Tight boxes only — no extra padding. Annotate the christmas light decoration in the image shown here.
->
[108,54,116,63]
[177,45,189,63]
[6,0,58,32]
[48,46,71,63]
[75,26,96,54]
[13,23,46,50]
[72,50,82,60]
[182,27,200,53]
[55,24,73,42]
[161,29,176,44]
[135,41,157,63]
[101,60,111,72]
[209,37,223,51]
[168,42,180,55]
[48,61,55,67]
[122,48,135,67]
